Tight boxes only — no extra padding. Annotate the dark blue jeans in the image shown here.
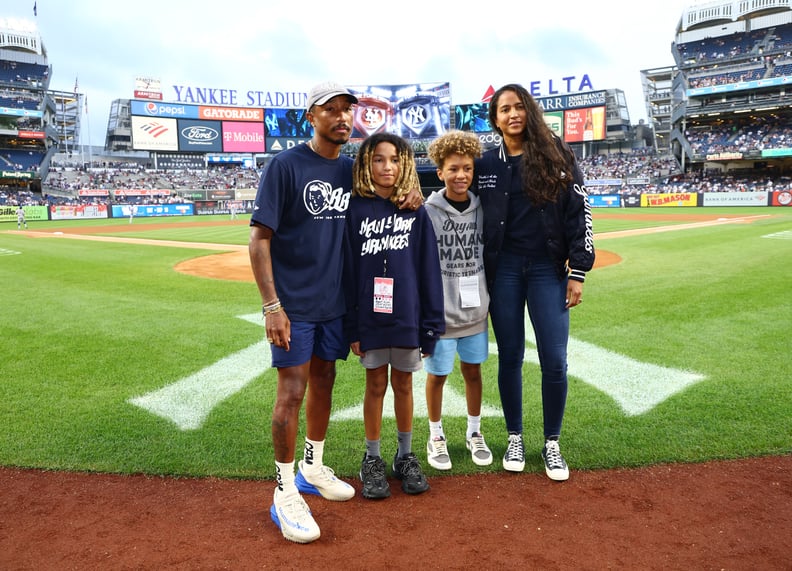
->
[489,252,569,438]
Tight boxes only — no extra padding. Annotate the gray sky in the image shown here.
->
[5,0,695,146]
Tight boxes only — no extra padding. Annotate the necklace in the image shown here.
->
[308,139,341,160]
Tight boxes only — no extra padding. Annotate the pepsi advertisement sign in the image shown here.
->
[131,100,199,119]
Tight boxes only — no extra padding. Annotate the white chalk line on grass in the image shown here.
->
[129,313,706,430]
[595,214,772,240]
[761,229,792,239]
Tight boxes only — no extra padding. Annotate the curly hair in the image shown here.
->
[352,133,420,205]
[427,130,482,168]
[488,83,574,205]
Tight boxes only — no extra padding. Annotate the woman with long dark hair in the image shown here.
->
[474,84,595,481]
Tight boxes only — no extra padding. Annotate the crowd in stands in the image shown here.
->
[1,150,43,171]
[676,23,792,89]
[44,164,261,196]
[579,149,680,181]
[0,188,40,206]
[2,145,789,210]
[0,60,48,88]
[0,88,41,110]
[686,113,792,156]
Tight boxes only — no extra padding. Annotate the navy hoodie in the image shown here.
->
[344,194,445,355]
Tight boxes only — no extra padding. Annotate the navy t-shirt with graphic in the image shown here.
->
[251,144,353,322]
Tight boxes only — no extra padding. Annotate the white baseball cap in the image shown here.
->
[306,81,358,111]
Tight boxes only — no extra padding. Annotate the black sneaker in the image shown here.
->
[502,433,525,472]
[392,452,430,495]
[359,454,390,499]
[542,439,570,481]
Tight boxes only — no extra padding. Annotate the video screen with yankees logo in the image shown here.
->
[347,82,451,141]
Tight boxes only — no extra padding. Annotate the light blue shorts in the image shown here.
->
[270,317,348,368]
[423,331,489,376]
[360,347,422,372]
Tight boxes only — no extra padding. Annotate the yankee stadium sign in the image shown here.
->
[172,85,307,108]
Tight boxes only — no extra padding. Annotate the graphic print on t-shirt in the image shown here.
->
[303,179,350,216]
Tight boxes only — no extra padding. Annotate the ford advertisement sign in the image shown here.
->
[178,120,222,151]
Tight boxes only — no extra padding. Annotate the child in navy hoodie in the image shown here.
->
[344,133,444,500]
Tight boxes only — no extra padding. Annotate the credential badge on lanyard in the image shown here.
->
[373,276,394,313]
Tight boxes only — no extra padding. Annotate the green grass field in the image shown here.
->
[1,207,790,480]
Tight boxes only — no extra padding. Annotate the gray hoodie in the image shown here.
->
[424,189,490,338]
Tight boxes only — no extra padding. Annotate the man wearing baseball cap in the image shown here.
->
[250,81,358,544]
[305,81,358,110]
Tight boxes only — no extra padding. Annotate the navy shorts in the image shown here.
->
[271,317,349,368]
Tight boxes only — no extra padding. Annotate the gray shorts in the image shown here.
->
[360,347,423,372]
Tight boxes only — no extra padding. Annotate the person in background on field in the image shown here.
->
[423,130,493,471]
[128,203,137,224]
[17,205,27,229]
[229,201,239,220]
[344,133,444,500]
[249,82,425,543]
[474,83,595,482]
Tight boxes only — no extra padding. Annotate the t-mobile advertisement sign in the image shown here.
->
[222,122,265,153]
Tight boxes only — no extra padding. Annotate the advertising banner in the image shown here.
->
[130,100,199,119]
[131,116,179,151]
[537,90,607,111]
[262,137,309,154]
[222,121,265,153]
[50,204,109,220]
[134,77,163,101]
[771,190,792,206]
[234,188,258,200]
[543,111,564,139]
[177,120,223,152]
[111,203,194,218]
[200,106,263,122]
[643,192,699,207]
[702,191,769,206]
[587,194,622,208]
[0,205,48,222]
[77,189,110,197]
[564,106,605,143]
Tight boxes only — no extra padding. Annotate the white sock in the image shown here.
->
[275,460,296,495]
[429,420,444,440]
[304,438,324,473]
[467,415,481,440]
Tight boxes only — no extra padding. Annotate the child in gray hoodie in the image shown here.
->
[423,131,492,471]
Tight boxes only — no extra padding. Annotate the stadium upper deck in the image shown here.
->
[669,0,792,176]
